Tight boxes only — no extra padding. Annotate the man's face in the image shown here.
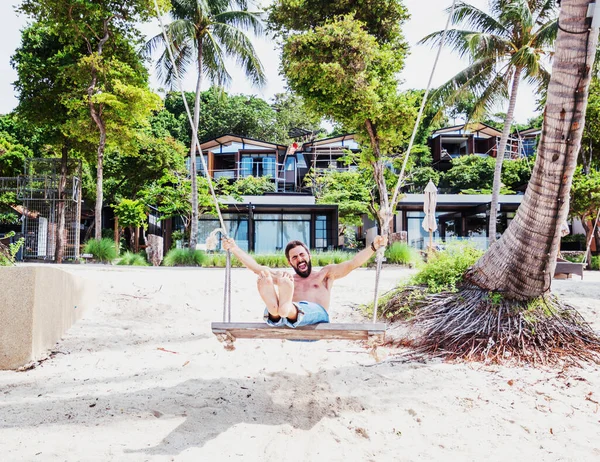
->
[287,245,312,278]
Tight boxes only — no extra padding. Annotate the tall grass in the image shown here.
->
[83,238,117,263]
[163,248,206,267]
[385,242,422,266]
[201,250,358,268]
[412,241,484,292]
[117,251,149,266]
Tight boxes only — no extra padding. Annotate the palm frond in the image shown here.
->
[156,43,194,88]
[468,69,511,121]
[499,0,534,31]
[525,60,551,89]
[201,31,232,87]
[214,10,264,36]
[450,1,510,37]
[211,22,266,87]
[530,18,558,49]
[429,57,499,118]
[511,46,542,76]
[531,0,558,24]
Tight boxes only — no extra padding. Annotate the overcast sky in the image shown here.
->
[0,0,540,123]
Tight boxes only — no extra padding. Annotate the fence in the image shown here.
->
[17,159,82,261]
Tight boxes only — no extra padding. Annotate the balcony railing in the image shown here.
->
[201,161,299,192]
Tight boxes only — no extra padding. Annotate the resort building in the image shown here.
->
[172,127,539,253]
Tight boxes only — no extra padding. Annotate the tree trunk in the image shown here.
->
[466,0,598,300]
[488,66,523,243]
[93,118,107,241]
[188,45,203,250]
[364,119,392,235]
[55,144,68,263]
[114,216,120,255]
[90,21,110,241]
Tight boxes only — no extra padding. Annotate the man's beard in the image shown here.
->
[292,260,312,278]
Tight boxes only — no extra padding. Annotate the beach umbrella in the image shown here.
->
[422,179,438,251]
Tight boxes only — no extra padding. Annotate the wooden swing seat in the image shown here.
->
[211,322,386,342]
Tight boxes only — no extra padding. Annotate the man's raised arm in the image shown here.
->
[325,235,388,280]
[222,237,272,275]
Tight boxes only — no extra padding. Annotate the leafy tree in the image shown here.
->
[19,0,163,241]
[280,11,414,238]
[422,0,558,242]
[407,166,442,192]
[0,132,33,227]
[112,198,148,250]
[162,89,318,146]
[569,166,600,263]
[11,22,92,262]
[271,92,323,140]
[305,169,374,228]
[147,0,265,250]
[268,0,408,43]
[581,77,600,172]
[103,133,188,205]
[0,114,45,155]
[222,176,276,196]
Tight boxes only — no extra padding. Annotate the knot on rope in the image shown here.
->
[206,228,227,250]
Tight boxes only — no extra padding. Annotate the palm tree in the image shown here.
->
[421,0,558,242]
[404,0,600,363]
[147,0,265,248]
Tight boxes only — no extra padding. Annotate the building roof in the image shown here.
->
[302,133,358,148]
[397,193,523,211]
[198,134,287,153]
[431,123,503,139]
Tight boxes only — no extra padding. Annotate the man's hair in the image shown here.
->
[285,240,310,260]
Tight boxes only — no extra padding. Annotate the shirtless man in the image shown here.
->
[221,236,387,327]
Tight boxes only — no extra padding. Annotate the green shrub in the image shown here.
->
[561,234,586,243]
[117,251,149,266]
[83,238,118,263]
[412,241,483,292]
[561,253,585,263]
[591,255,599,271]
[385,242,422,266]
[163,248,206,267]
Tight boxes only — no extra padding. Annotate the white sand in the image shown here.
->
[1,265,599,462]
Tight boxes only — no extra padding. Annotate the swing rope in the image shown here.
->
[153,0,457,327]
[152,0,232,322]
[372,0,458,321]
[581,208,600,266]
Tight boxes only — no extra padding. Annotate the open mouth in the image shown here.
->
[298,262,307,271]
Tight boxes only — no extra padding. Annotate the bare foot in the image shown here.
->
[277,272,297,320]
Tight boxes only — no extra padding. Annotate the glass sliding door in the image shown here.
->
[254,213,311,253]
[198,213,249,251]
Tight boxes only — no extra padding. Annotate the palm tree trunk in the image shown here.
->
[188,46,203,250]
[488,66,523,243]
[466,0,598,300]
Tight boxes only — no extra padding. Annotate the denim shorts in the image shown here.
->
[264,301,330,328]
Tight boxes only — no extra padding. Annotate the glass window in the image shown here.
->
[315,215,328,249]
[406,211,440,248]
[198,214,249,251]
[253,213,311,253]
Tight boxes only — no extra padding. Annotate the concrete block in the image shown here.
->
[0,266,89,370]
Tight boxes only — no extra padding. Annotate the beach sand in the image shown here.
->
[0,265,599,461]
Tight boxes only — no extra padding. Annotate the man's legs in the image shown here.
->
[256,271,298,322]
[257,271,280,320]
[276,273,297,321]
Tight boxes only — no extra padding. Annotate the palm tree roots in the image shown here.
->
[384,284,600,366]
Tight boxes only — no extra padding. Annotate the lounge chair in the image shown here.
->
[554,257,585,280]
